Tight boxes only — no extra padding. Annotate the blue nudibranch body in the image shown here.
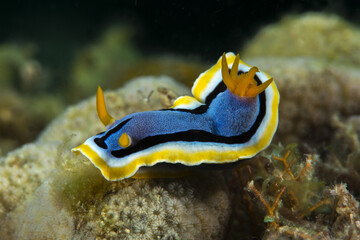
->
[72,52,280,181]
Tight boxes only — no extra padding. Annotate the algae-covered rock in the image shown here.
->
[242,13,360,66]
[0,142,59,223]
[0,76,231,239]
[16,179,74,239]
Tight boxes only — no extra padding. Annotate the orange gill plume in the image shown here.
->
[221,53,273,98]
[96,86,115,127]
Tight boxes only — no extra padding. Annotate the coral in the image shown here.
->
[15,180,74,239]
[242,13,360,66]
[3,12,360,239]
[0,76,218,239]
[0,142,59,237]
[10,153,231,239]
[65,176,230,239]
[244,57,360,146]
[227,144,360,239]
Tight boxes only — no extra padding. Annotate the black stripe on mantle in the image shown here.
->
[110,84,267,159]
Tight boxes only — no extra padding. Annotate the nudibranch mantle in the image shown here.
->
[72,52,279,181]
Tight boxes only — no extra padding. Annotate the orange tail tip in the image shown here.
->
[71,144,86,155]
[221,53,272,97]
[97,86,115,127]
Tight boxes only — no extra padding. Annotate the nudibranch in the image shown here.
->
[72,52,279,181]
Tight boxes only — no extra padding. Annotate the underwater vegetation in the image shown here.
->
[227,12,360,239]
[0,12,360,240]
[228,144,360,239]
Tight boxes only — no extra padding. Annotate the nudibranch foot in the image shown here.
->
[132,160,251,179]
[72,52,279,181]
